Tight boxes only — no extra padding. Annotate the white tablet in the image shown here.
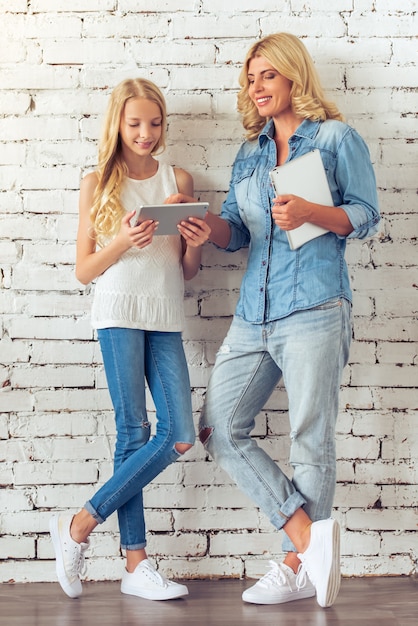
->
[269,150,331,250]
[130,202,209,236]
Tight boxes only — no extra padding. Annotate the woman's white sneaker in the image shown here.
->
[297,518,341,608]
[121,559,189,601]
[242,561,315,604]
[49,514,89,599]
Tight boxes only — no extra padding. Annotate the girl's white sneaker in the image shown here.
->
[49,514,89,599]
[121,559,188,601]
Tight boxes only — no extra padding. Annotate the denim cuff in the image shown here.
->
[84,500,105,525]
[269,491,307,531]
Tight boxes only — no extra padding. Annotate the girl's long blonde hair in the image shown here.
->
[91,78,167,246]
[237,32,344,141]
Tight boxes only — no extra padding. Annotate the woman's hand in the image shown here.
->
[164,192,197,205]
[177,216,211,247]
[271,195,310,231]
[271,195,354,236]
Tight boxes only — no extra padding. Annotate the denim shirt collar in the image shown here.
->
[259,118,322,149]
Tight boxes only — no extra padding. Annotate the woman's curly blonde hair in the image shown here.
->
[91,78,167,246]
[237,32,344,141]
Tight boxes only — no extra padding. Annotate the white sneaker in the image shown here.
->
[121,559,189,601]
[242,561,315,604]
[297,518,341,608]
[49,514,89,599]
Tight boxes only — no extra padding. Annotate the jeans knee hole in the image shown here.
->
[199,426,213,447]
[174,442,193,455]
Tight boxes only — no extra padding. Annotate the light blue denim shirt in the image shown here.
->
[221,118,380,323]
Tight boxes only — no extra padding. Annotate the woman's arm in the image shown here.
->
[271,196,354,236]
[75,173,157,285]
[166,190,232,251]
[272,129,380,239]
[204,211,232,248]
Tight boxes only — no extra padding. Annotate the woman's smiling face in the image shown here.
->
[247,55,293,121]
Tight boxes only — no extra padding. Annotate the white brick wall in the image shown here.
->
[0,1,417,582]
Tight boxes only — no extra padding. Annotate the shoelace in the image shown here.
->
[66,543,88,579]
[295,563,309,590]
[143,562,170,588]
[259,561,292,591]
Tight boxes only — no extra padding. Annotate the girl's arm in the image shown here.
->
[172,168,211,281]
[76,172,157,285]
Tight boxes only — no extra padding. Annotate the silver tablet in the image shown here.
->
[131,202,209,236]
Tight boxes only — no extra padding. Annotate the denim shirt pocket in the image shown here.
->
[315,149,342,207]
[232,164,258,225]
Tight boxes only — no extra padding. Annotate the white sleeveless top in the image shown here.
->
[91,163,185,332]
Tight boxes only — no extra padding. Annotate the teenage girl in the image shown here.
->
[50,78,210,601]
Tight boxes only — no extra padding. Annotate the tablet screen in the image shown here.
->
[131,202,209,236]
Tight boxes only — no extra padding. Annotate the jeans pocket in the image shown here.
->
[311,298,343,311]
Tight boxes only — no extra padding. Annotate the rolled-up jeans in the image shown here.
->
[199,298,352,553]
[85,328,195,551]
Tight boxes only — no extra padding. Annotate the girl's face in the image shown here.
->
[119,96,163,156]
[247,55,293,121]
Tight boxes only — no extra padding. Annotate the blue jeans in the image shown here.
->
[85,328,195,550]
[199,298,352,553]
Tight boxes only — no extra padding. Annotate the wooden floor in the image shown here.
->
[1,577,417,625]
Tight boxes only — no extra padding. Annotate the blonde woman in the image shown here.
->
[50,78,210,601]
[172,33,380,608]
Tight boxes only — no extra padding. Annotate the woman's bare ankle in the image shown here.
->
[298,522,312,554]
[283,552,301,574]
[283,507,312,554]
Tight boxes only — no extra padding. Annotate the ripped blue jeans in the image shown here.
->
[85,328,195,550]
[199,299,352,553]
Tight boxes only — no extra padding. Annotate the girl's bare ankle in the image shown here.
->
[70,515,88,544]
